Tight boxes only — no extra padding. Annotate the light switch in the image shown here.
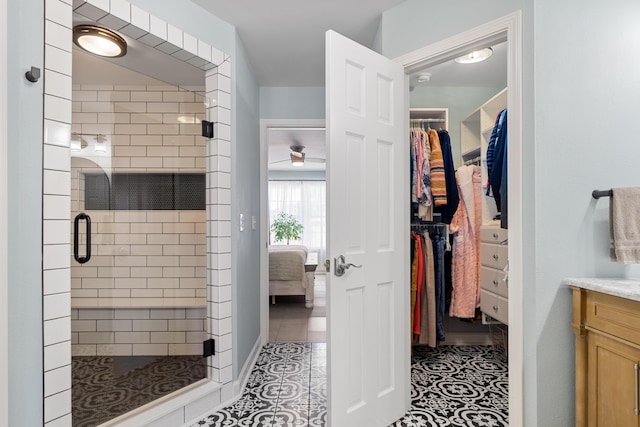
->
[239,213,244,231]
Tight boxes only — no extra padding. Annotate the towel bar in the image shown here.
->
[592,189,613,199]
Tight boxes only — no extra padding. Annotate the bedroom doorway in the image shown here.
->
[259,119,327,344]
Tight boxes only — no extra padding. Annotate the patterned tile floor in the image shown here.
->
[191,343,508,427]
[73,355,206,427]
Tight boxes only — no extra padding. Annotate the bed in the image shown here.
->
[269,245,315,308]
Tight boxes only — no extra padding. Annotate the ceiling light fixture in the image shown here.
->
[454,47,493,64]
[417,73,431,83]
[73,25,127,58]
[290,146,305,167]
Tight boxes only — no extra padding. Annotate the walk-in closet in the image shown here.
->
[407,39,509,387]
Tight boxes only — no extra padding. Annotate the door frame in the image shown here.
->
[259,118,326,344]
[0,0,7,422]
[258,11,523,425]
[394,11,523,425]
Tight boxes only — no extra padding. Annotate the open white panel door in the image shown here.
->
[325,30,409,426]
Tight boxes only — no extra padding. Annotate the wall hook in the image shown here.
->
[25,66,40,83]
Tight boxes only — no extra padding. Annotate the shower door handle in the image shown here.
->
[74,212,91,264]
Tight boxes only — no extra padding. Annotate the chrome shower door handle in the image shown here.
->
[334,254,362,277]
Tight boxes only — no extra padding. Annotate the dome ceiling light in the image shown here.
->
[454,47,493,64]
[73,25,127,58]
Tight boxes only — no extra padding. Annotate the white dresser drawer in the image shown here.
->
[480,290,509,325]
[480,243,508,270]
[480,266,508,298]
[480,226,508,244]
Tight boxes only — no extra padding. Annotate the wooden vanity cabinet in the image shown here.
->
[572,287,640,426]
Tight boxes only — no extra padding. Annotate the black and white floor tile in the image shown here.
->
[72,355,206,427]
[191,343,507,427]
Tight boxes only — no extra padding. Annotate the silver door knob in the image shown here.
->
[334,254,362,277]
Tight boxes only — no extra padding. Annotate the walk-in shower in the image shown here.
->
[70,49,207,426]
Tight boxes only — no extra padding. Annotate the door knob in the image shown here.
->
[334,254,362,277]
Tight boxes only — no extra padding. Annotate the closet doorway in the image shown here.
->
[259,119,327,345]
[257,13,523,425]
[396,12,523,424]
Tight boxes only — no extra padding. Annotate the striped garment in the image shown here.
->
[428,128,447,206]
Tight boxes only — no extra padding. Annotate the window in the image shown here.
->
[268,180,326,262]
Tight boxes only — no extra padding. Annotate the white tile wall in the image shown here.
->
[44,0,232,424]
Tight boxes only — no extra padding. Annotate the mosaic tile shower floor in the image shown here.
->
[191,343,507,427]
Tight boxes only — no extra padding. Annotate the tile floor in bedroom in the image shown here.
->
[268,274,326,343]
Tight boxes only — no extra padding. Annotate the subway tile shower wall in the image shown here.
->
[71,308,207,357]
[70,83,207,356]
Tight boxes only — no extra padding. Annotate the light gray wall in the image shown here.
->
[382,0,640,425]
[410,86,504,163]
[260,87,325,119]
[7,0,43,424]
[269,171,326,181]
[533,0,640,424]
[231,34,261,377]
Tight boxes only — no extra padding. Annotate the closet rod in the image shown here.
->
[592,189,612,199]
[464,156,481,166]
[410,118,446,122]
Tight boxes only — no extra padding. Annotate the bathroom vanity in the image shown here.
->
[567,278,640,427]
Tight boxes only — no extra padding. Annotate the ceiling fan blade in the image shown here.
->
[305,157,326,163]
[269,159,290,164]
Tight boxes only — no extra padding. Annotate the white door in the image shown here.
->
[325,30,409,426]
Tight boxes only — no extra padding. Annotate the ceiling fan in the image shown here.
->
[270,145,326,167]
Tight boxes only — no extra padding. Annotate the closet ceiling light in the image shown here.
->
[417,73,432,83]
[454,47,493,64]
[73,25,127,58]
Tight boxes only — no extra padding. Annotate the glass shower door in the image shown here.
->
[69,74,208,426]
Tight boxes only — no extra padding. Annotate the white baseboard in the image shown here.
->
[440,332,494,346]
[181,336,263,427]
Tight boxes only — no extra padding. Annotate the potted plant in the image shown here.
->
[270,212,303,244]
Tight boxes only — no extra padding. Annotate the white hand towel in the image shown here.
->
[610,187,640,263]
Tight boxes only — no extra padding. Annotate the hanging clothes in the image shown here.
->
[434,129,459,224]
[432,233,446,342]
[418,232,436,347]
[487,108,508,224]
[412,235,425,336]
[449,165,482,318]
[410,125,433,221]
[428,129,447,207]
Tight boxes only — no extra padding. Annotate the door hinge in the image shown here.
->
[203,338,216,357]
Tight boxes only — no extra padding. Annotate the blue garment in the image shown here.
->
[433,235,446,342]
[485,111,503,194]
[488,109,507,213]
[434,130,459,224]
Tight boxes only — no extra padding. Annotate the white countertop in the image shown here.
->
[563,277,640,302]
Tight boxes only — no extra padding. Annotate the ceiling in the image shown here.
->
[72,2,507,173]
[191,0,406,87]
[268,128,326,172]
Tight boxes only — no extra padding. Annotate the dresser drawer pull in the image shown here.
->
[492,305,499,312]
[492,232,499,239]
[493,254,499,261]
[635,363,639,416]
[493,279,499,287]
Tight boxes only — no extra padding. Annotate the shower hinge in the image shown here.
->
[201,120,214,138]
[203,338,216,358]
